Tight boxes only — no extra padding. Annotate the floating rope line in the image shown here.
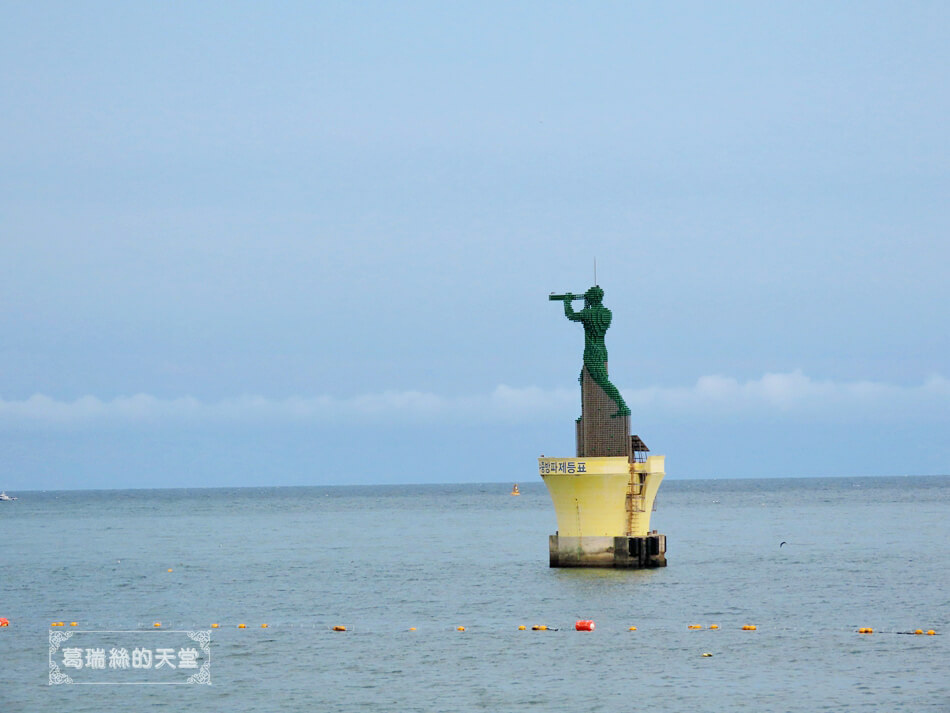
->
[22,620,940,636]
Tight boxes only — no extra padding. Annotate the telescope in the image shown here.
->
[548,292,587,301]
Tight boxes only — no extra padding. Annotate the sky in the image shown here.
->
[1,1,947,489]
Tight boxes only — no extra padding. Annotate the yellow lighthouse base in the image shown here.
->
[539,455,667,568]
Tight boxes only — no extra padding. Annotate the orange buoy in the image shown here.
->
[688,624,702,630]
[211,623,219,629]
[457,626,466,631]
[333,625,347,632]
[0,617,9,627]
[575,620,595,631]
[153,622,161,628]
[628,626,637,631]
[238,623,246,629]
[926,630,936,635]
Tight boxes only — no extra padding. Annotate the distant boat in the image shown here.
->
[510,484,520,496]
[0,492,17,502]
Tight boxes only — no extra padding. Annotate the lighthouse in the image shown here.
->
[540,286,667,568]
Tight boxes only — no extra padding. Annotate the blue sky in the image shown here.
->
[2,1,947,489]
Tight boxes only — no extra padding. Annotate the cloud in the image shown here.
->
[0,371,947,429]
[629,370,950,414]
[0,386,576,428]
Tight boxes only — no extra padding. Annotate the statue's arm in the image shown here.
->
[564,300,584,322]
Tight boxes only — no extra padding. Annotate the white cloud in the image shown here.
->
[0,371,947,428]
[628,370,950,419]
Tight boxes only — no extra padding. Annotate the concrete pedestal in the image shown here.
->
[540,455,667,569]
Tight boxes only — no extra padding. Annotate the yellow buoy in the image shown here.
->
[858,628,873,634]
[927,630,936,635]
[408,627,417,631]
[518,625,526,630]
[333,625,347,632]
[742,625,757,631]
[688,624,702,630]
[457,626,466,631]
[702,652,713,657]
[70,622,78,627]
[211,623,219,628]
[238,623,246,629]
[709,624,719,630]
[261,624,268,628]
[628,626,637,631]
[153,622,161,628]
[167,569,173,573]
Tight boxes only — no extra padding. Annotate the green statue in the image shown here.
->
[550,286,631,417]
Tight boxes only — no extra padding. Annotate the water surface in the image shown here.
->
[1,476,947,711]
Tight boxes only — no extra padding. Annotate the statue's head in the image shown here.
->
[584,286,604,305]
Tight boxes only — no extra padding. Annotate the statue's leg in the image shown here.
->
[584,358,631,417]
[602,381,632,417]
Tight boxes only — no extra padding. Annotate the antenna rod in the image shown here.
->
[594,257,597,285]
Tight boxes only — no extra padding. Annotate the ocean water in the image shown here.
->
[0,476,947,712]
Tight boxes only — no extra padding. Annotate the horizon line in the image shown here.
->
[6,472,948,494]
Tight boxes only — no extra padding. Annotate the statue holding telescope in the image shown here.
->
[549,286,631,418]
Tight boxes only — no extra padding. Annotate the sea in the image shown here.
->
[0,475,947,712]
